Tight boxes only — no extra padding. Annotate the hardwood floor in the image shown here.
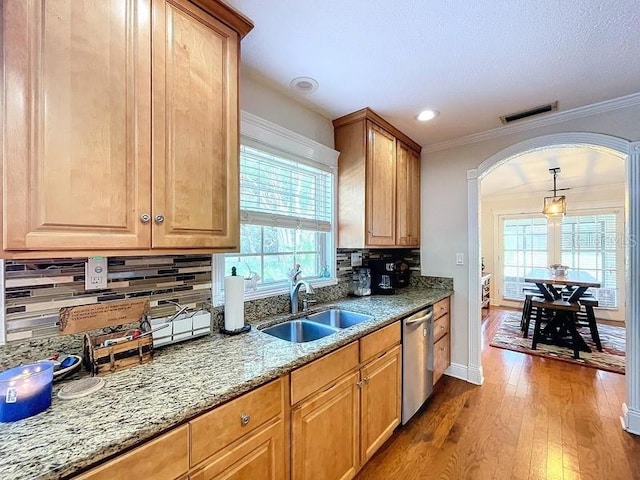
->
[355,307,640,480]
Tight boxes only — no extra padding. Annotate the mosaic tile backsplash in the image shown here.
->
[3,255,213,342]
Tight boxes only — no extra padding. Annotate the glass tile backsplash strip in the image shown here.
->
[3,255,212,342]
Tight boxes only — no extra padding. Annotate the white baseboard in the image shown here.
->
[467,365,484,385]
[445,362,469,381]
[621,403,640,436]
[445,363,485,386]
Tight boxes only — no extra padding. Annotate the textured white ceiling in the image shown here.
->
[226,0,640,146]
[480,146,625,197]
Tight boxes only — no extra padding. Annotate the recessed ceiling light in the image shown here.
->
[416,109,439,121]
[290,76,319,94]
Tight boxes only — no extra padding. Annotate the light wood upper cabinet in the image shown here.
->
[1,0,252,257]
[366,122,396,246]
[333,108,421,248]
[2,0,152,251]
[396,142,421,247]
[151,0,238,249]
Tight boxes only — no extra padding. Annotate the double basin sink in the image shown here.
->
[261,309,373,343]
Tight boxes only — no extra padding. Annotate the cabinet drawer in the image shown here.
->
[190,378,284,467]
[190,419,285,480]
[73,425,189,480]
[359,321,400,363]
[433,335,450,385]
[433,313,450,343]
[433,297,449,320]
[291,342,359,405]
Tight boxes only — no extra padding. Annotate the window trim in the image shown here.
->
[213,112,339,306]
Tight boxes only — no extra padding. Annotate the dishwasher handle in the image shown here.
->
[404,310,433,326]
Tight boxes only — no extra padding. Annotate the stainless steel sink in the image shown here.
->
[304,309,373,328]
[261,320,340,343]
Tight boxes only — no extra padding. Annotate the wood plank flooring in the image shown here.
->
[355,308,640,480]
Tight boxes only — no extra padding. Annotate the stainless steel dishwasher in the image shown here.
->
[401,306,434,424]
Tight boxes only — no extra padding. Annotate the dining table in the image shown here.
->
[524,268,601,303]
[524,268,601,354]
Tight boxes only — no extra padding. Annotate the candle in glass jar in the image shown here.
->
[0,362,54,422]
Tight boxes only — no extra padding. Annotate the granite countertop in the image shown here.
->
[0,287,452,479]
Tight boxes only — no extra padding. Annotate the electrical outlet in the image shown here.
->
[85,257,108,290]
[456,253,464,265]
[351,252,363,267]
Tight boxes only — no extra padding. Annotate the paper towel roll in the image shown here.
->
[224,274,245,331]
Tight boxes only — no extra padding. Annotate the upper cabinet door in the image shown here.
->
[2,0,152,250]
[396,142,420,247]
[151,0,239,249]
[365,122,396,246]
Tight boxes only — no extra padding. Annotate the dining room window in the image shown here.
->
[560,213,619,308]
[502,217,549,301]
[500,209,622,308]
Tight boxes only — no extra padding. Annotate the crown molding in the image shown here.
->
[424,92,640,154]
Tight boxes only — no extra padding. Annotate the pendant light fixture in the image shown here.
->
[542,167,567,217]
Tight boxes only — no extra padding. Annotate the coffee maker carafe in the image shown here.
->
[370,260,396,295]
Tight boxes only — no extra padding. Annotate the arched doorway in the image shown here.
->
[467,132,640,435]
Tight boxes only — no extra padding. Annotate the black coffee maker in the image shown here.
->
[370,260,397,295]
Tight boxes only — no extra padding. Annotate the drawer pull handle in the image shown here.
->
[240,414,250,426]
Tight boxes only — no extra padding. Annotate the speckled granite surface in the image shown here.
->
[0,287,452,480]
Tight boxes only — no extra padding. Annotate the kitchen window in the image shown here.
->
[214,113,338,302]
[498,209,623,314]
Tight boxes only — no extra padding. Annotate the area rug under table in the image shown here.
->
[490,312,626,374]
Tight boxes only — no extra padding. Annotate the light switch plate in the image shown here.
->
[456,252,464,265]
[351,252,363,267]
[85,257,108,290]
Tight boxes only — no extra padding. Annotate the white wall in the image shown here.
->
[240,72,334,148]
[421,104,640,367]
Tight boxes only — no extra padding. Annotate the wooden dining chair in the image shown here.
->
[531,298,581,359]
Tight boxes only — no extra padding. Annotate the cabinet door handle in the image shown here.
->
[364,377,370,384]
[140,213,151,224]
[356,380,364,389]
[154,214,165,224]
[240,414,250,426]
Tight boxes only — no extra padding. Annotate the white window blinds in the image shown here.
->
[561,213,618,308]
[239,144,333,232]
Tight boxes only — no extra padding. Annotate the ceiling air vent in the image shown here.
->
[500,101,558,125]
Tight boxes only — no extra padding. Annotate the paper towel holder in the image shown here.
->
[218,267,251,335]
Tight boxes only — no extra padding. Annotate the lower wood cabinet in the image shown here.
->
[189,377,287,480]
[73,378,287,480]
[433,297,451,385]
[360,344,402,465]
[290,322,402,480]
[291,371,361,480]
[72,425,189,480]
[190,419,285,480]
